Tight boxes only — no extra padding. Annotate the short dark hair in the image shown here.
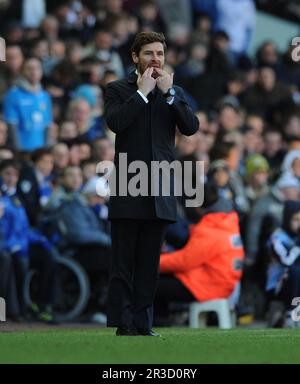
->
[130,31,167,56]
[31,148,53,163]
[210,141,237,162]
[0,159,20,173]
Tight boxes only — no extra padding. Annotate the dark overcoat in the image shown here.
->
[104,71,199,222]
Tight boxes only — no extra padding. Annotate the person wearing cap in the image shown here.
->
[244,154,270,208]
[207,159,233,202]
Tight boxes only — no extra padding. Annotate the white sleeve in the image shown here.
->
[137,90,149,104]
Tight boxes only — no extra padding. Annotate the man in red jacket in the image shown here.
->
[156,184,244,319]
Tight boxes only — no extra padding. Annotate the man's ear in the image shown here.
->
[132,52,138,65]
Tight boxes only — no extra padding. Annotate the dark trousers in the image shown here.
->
[277,264,300,310]
[154,274,195,317]
[0,251,20,316]
[107,219,167,330]
[13,244,58,313]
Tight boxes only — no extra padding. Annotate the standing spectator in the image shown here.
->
[84,28,125,79]
[243,66,294,123]
[3,57,53,151]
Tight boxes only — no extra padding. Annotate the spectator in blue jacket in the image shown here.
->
[0,198,20,320]
[0,159,58,322]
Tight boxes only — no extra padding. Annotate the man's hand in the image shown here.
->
[155,68,174,95]
[137,67,156,97]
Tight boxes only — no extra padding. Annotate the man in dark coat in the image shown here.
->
[104,31,199,336]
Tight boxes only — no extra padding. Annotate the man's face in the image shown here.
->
[1,166,19,188]
[36,155,54,177]
[264,132,282,156]
[23,58,43,85]
[251,171,268,187]
[63,167,83,191]
[95,31,113,50]
[290,211,300,234]
[258,68,275,91]
[6,46,23,74]
[132,42,165,78]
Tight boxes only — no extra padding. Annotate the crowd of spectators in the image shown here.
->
[0,0,300,327]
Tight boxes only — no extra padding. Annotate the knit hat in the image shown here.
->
[72,85,98,108]
[245,154,269,178]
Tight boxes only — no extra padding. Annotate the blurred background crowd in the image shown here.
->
[1,0,300,328]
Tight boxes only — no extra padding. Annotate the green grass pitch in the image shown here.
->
[1,328,300,364]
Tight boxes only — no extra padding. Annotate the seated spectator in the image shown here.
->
[58,120,78,142]
[3,57,53,151]
[17,148,54,226]
[44,167,111,314]
[67,98,106,142]
[246,172,300,267]
[0,44,24,104]
[45,165,111,250]
[0,159,58,323]
[266,201,300,327]
[51,142,70,181]
[156,183,244,324]
[207,159,233,202]
[243,66,294,124]
[92,137,115,162]
[81,159,97,184]
[83,28,125,79]
[263,129,285,181]
[0,200,20,320]
[210,141,250,219]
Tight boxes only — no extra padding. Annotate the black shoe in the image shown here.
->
[116,325,140,336]
[137,328,161,337]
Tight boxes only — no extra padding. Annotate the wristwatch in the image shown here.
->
[163,87,176,98]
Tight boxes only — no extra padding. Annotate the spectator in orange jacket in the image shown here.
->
[155,183,245,319]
